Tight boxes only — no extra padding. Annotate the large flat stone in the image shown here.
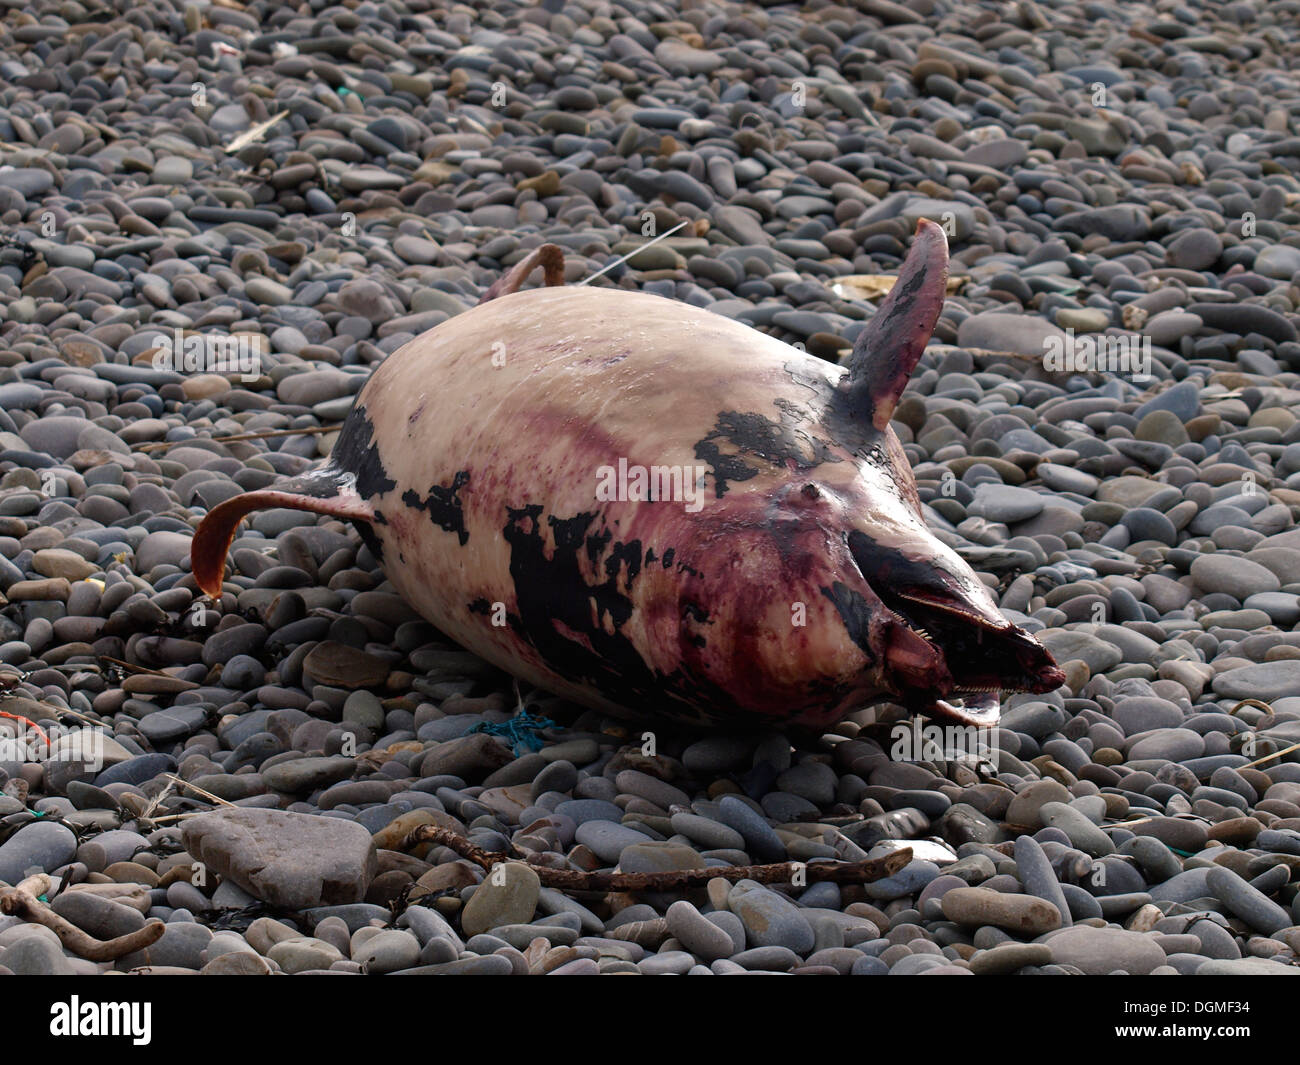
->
[182,808,376,910]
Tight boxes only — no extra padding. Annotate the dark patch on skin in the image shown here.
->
[693,433,759,498]
[643,546,692,577]
[469,596,521,629]
[847,528,951,594]
[332,403,397,499]
[820,581,878,663]
[356,515,385,563]
[682,596,712,652]
[780,361,880,457]
[683,602,709,622]
[585,525,612,569]
[273,442,389,562]
[605,539,642,585]
[776,359,924,519]
[869,263,926,344]
[402,470,470,545]
[499,504,740,724]
[694,406,840,498]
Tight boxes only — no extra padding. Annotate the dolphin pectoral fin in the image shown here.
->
[478,243,566,304]
[841,218,949,430]
[191,489,374,599]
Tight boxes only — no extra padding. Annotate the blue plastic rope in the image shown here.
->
[465,710,556,754]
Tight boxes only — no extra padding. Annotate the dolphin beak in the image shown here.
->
[847,529,1066,724]
[896,589,1067,690]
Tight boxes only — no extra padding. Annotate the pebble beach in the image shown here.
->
[1,0,1300,977]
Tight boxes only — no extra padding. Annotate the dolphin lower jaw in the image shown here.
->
[875,606,1066,725]
[841,526,1065,723]
[881,620,951,692]
[896,590,1060,675]
[837,580,1066,725]
[894,591,1066,693]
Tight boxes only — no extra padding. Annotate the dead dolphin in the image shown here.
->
[192,220,1064,730]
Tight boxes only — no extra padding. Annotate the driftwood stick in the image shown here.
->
[224,110,290,154]
[1241,740,1300,769]
[96,655,171,677]
[64,882,153,914]
[161,772,238,809]
[0,875,166,962]
[403,825,912,891]
[133,423,343,453]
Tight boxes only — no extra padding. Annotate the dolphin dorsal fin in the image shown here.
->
[840,219,949,431]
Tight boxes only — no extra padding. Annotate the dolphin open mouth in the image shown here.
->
[884,588,1067,725]
[847,530,1066,726]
